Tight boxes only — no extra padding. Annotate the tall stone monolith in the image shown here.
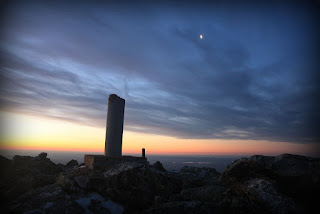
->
[105,94,125,157]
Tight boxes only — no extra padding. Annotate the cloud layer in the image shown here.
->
[1,1,319,143]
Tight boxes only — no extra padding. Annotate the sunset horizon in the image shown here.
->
[1,110,319,157]
[1,1,319,158]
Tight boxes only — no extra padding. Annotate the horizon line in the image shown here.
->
[1,146,319,158]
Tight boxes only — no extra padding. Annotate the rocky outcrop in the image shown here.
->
[1,153,62,203]
[221,154,320,213]
[91,162,182,212]
[37,152,48,159]
[56,160,182,212]
[244,178,295,214]
[178,166,221,188]
[152,161,167,172]
[13,153,61,175]
[58,159,79,172]
[142,200,216,213]
[1,153,319,214]
[66,159,79,168]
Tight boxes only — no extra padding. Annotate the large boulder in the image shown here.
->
[178,166,221,188]
[7,184,111,214]
[179,186,216,202]
[221,157,274,185]
[0,155,12,167]
[221,154,320,213]
[221,154,320,187]
[90,162,182,212]
[58,159,80,172]
[13,153,61,175]
[37,152,47,159]
[74,175,89,189]
[12,155,34,168]
[244,178,295,214]
[270,154,319,194]
[56,173,78,193]
[66,159,79,169]
[0,156,14,182]
[3,153,62,201]
[152,161,167,172]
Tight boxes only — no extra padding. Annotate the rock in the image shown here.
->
[178,166,221,188]
[67,165,91,179]
[90,163,182,212]
[12,154,61,175]
[180,186,215,202]
[58,159,80,172]
[74,176,89,188]
[180,166,220,179]
[221,154,320,213]
[56,174,77,192]
[4,152,319,214]
[103,162,142,177]
[13,155,34,168]
[31,174,57,189]
[245,178,295,214]
[178,184,226,207]
[169,193,184,202]
[88,199,111,214]
[154,195,169,207]
[37,152,47,159]
[272,154,309,176]
[66,159,79,169]
[222,154,320,188]
[45,200,85,214]
[0,156,14,182]
[271,154,320,213]
[2,154,61,202]
[57,163,66,172]
[152,161,167,172]
[216,187,267,214]
[0,155,12,167]
[220,157,273,185]
[271,154,317,193]
[75,193,123,214]
[249,155,275,169]
[9,183,85,213]
[142,201,215,213]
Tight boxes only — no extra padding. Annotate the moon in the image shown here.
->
[200,34,203,39]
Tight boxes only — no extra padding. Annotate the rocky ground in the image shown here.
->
[0,153,319,214]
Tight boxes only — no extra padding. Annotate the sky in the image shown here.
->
[0,1,319,156]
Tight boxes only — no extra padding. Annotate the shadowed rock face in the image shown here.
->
[0,153,62,214]
[245,178,295,214]
[221,154,320,188]
[179,166,221,188]
[58,159,79,172]
[221,154,320,214]
[152,161,167,172]
[92,163,182,211]
[1,153,319,213]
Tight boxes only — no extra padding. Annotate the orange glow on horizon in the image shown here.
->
[1,111,319,157]
[0,145,103,153]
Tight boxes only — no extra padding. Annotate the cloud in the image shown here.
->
[0,1,319,144]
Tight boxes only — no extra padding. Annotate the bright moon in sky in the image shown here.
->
[200,34,203,39]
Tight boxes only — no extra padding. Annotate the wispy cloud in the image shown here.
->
[1,1,319,143]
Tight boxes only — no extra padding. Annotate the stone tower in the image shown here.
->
[104,94,125,157]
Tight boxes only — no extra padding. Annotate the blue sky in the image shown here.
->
[1,1,319,144]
